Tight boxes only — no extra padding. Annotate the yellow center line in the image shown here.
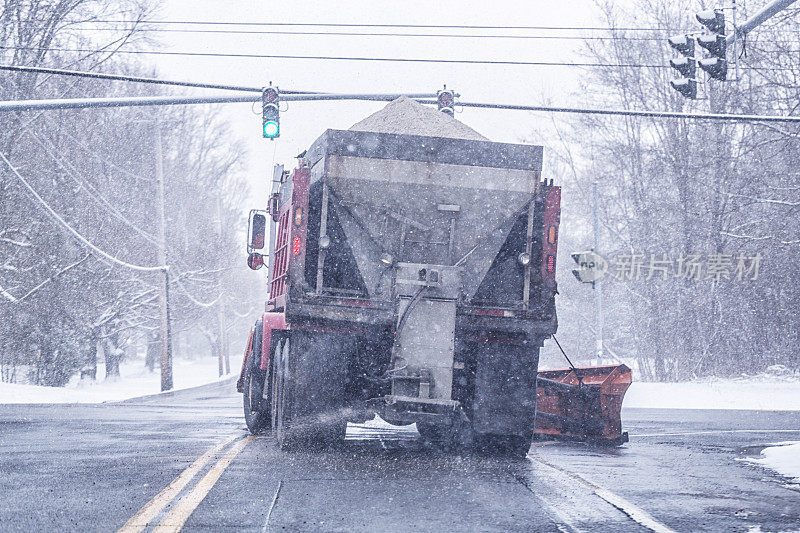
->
[153,435,255,533]
[117,434,238,533]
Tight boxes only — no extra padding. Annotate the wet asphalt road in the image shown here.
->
[0,380,798,532]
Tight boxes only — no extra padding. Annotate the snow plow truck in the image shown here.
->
[238,96,631,454]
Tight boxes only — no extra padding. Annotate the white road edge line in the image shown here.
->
[592,487,677,533]
[533,458,678,533]
[514,472,586,533]
[262,479,283,533]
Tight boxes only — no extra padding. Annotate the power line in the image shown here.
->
[76,20,697,32]
[72,26,800,45]
[175,277,221,308]
[23,126,160,245]
[65,27,697,42]
[22,121,230,282]
[61,130,153,183]
[0,64,298,93]
[0,153,167,273]
[2,46,796,71]
[436,99,800,123]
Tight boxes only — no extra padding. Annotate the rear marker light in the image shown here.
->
[293,236,301,255]
[294,206,303,226]
[548,225,557,244]
[546,255,555,272]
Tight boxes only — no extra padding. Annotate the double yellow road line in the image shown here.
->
[119,435,254,533]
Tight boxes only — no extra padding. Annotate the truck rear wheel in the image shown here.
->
[243,367,270,434]
[243,321,271,435]
[273,333,349,450]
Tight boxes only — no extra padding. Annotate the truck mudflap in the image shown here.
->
[534,364,632,445]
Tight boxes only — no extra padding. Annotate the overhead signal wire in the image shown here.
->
[67,20,699,31]
[3,65,800,123]
[425,99,800,123]
[1,46,798,72]
[2,91,800,123]
[0,65,311,93]
[68,26,800,45]
[59,27,709,41]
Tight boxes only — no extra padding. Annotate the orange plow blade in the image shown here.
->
[535,364,632,445]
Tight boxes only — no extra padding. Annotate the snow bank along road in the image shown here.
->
[0,381,798,532]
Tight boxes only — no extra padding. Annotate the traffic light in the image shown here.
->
[670,57,696,79]
[696,9,727,80]
[696,9,725,33]
[667,34,697,99]
[698,57,727,80]
[667,34,694,56]
[262,86,280,139]
[670,78,698,99]
[437,86,455,116]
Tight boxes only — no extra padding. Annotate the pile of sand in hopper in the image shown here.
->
[348,96,489,141]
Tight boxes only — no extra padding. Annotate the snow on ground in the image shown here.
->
[623,379,800,411]
[0,355,242,404]
[742,441,800,486]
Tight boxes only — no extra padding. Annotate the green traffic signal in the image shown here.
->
[262,86,280,139]
[263,120,279,138]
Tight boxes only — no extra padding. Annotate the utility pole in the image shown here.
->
[215,197,229,376]
[215,295,226,377]
[155,118,173,391]
[592,180,604,362]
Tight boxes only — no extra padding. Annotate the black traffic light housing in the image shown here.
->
[670,78,698,99]
[699,57,727,80]
[670,57,697,79]
[697,33,726,57]
[437,86,455,116]
[262,86,280,139]
[696,9,725,33]
[667,34,695,56]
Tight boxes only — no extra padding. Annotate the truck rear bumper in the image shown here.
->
[366,395,461,426]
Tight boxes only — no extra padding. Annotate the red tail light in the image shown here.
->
[293,236,301,255]
[541,186,561,280]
